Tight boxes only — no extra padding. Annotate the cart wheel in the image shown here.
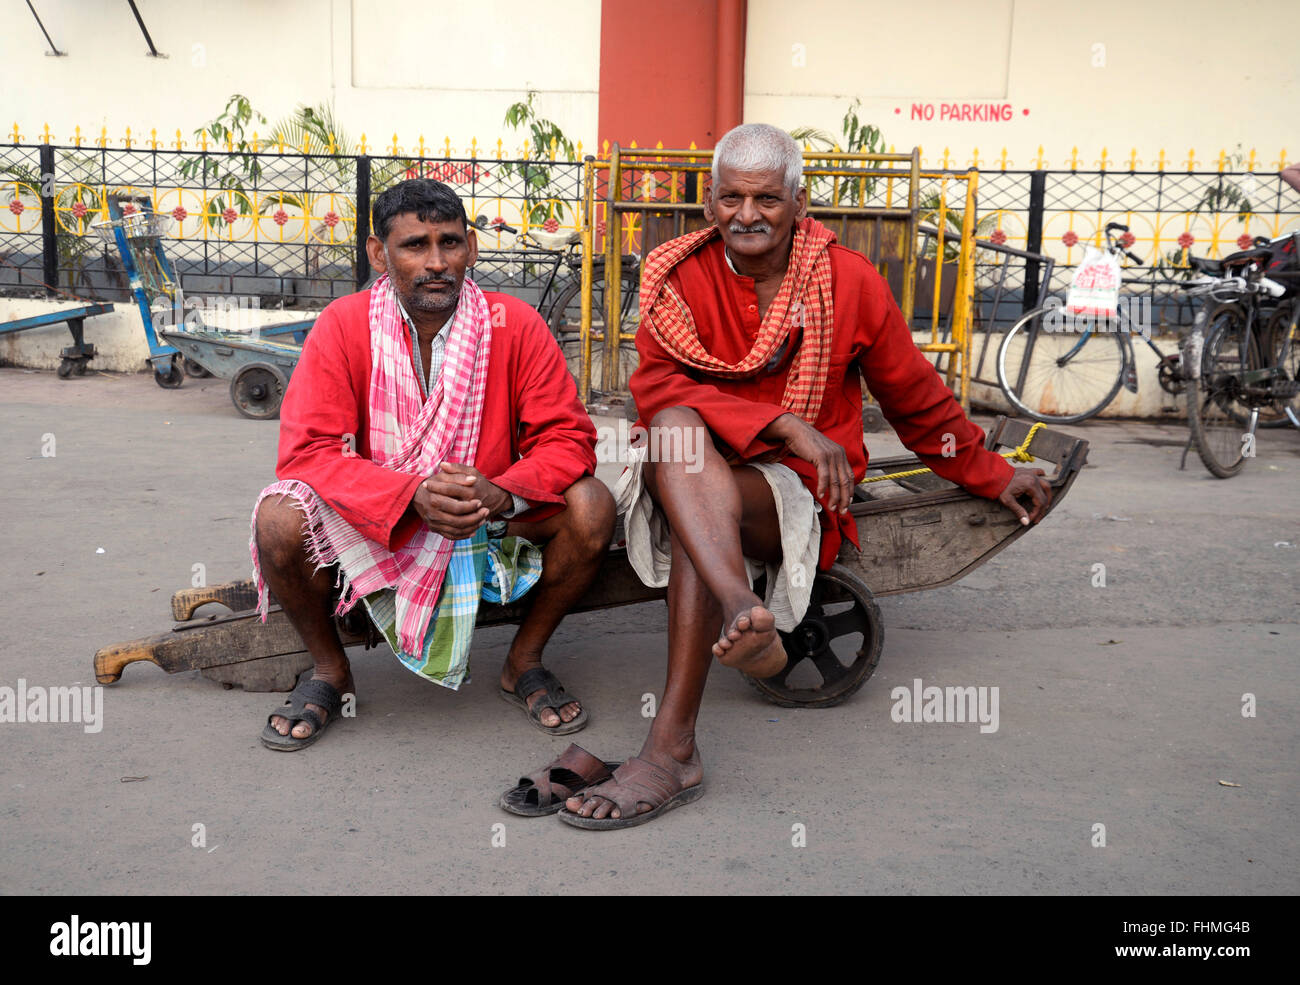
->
[154,355,185,389]
[744,563,883,708]
[230,362,287,419]
[862,403,887,432]
[183,357,212,379]
[57,358,74,379]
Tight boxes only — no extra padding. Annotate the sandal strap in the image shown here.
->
[584,757,683,816]
[513,667,574,715]
[266,674,343,728]
[511,744,613,806]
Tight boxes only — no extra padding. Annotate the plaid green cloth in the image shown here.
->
[362,529,542,690]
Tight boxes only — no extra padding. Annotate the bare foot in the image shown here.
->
[270,666,353,740]
[712,604,787,678]
[500,661,582,729]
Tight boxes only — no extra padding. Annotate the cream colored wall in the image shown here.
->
[745,0,1296,167]
[3,0,601,152]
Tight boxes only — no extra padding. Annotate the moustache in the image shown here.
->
[728,222,772,235]
[413,275,457,288]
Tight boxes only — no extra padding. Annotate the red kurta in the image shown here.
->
[629,238,1014,567]
[275,288,597,553]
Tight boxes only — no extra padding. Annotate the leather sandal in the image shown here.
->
[260,672,345,751]
[498,666,589,735]
[556,756,704,830]
[499,743,620,816]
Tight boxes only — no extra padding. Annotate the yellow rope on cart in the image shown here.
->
[859,421,1045,484]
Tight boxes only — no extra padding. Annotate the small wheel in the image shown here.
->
[862,404,887,432]
[744,563,884,708]
[73,359,88,376]
[183,357,212,378]
[153,355,184,389]
[230,362,287,419]
[56,358,74,379]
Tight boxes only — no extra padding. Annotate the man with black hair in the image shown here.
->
[250,178,614,750]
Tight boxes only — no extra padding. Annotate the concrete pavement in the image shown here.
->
[1,366,1296,895]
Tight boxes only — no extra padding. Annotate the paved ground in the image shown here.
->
[1,365,1296,895]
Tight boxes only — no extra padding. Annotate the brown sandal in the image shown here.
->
[499,743,620,817]
[556,756,704,830]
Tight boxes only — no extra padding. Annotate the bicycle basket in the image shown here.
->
[91,211,173,243]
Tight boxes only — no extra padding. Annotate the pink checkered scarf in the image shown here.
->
[250,273,493,655]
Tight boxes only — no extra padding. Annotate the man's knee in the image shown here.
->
[648,405,704,432]
[254,496,308,572]
[559,476,616,554]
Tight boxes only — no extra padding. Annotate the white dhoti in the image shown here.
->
[614,446,821,631]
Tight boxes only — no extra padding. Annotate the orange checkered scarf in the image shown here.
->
[640,215,837,425]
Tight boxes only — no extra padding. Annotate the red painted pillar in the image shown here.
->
[714,0,745,140]
[598,0,746,149]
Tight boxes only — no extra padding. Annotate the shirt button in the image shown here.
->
[747,304,757,313]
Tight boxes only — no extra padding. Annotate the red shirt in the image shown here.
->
[275,289,597,552]
[629,238,1014,566]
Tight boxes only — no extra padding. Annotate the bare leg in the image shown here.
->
[499,475,616,727]
[256,496,354,739]
[642,406,786,677]
[566,409,785,820]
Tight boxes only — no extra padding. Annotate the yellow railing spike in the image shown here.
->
[655,140,663,150]
[689,140,697,151]
[1243,148,1256,172]
[549,136,558,160]
[358,133,368,155]
[123,126,135,149]
[1032,145,1046,169]
[442,136,451,158]
[1068,146,1080,170]
[997,147,1011,170]
[970,147,982,168]
[1184,148,1198,170]
[197,129,208,152]
[940,146,952,169]
[496,138,504,158]
[1216,149,1228,173]
[416,135,427,158]
[224,133,234,152]
[601,139,610,158]
[629,139,638,149]
[1156,148,1168,171]
[41,123,52,144]
[523,138,531,159]
[275,132,285,154]
[9,122,21,144]
[327,135,336,155]
[471,137,479,158]
[72,125,83,147]
[147,127,159,150]
[1126,147,1140,170]
[575,140,583,158]
[172,128,185,150]
[251,131,260,153]
[1273,148,1288,171]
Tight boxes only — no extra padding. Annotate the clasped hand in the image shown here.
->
[410,462,511,539]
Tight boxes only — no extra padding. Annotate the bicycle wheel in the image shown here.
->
[996,305,1126,423]
[1187,306,1261,478]
[1264,300,1300,427]
[546,267,641,391]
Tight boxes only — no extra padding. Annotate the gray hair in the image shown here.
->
[711,123,803,195]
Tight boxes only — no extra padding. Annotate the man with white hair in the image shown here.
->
[557,123,1051,829]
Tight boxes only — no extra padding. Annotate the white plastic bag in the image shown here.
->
[1066,246,1121,317]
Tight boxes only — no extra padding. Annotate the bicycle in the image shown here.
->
[468,216,640,393]
[995,222,1187,424]
[1179,241,1299,477]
